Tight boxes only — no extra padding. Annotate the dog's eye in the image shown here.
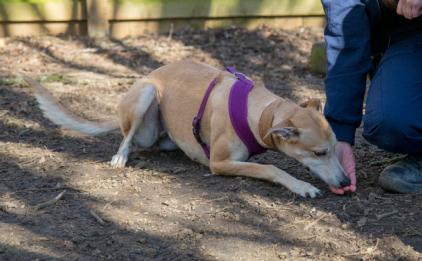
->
[313,150,327,156]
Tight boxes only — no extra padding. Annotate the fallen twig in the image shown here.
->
[34,190,66,210]
[304,213,327,231]
[90,210,107,226]
[376,210,398,220]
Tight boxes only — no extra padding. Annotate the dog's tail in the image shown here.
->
[20,74,119,136]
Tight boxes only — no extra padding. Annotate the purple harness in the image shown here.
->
[192,67,266,159]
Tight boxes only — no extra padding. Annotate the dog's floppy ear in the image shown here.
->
[264,122,300,142]
[300,98,321,112]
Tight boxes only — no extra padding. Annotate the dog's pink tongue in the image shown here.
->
[330,184,357,195]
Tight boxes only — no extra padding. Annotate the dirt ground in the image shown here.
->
[0,27,421,261]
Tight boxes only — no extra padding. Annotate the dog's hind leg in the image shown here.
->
[110,82,159,168]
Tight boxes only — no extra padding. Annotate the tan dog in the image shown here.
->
[21,60,351,198]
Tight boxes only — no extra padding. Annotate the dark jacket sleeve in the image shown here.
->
[322,0,372,145]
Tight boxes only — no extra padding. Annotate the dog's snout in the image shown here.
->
[340,176,351,187]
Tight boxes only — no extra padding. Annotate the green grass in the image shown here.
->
[38,73,74,85]
[0,77,20,86]
[0,0,68,3]
[0,74,74,87]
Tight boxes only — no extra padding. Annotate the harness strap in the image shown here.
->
[192,77,219,158]
[227,67,266,156]
[192,67,267,159]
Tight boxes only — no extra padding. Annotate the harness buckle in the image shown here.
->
[234,72,246,80]
[226,66,249,82]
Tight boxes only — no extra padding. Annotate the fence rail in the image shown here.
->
[0,0,325,38]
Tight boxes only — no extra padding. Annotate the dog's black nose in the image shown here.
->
[340,176,351,187]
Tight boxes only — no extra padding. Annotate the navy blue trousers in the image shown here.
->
[363,34,422,155]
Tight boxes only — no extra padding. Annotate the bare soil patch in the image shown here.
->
[0,27,421,260]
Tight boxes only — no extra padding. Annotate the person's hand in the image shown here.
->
[330,141,357,195]
[397,0,422,19]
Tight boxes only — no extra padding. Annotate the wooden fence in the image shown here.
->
[0,0,325,38]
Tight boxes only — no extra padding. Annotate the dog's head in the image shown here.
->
[260,98,351,188]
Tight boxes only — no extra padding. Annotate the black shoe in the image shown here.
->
[378,155,422,193]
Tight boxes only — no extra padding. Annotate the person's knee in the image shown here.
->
[363,113,422,154]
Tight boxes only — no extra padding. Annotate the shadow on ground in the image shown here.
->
[0,28,420,260]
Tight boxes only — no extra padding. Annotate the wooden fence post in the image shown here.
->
[86,0,110,38]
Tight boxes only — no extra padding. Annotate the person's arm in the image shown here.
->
[322,0,372,145]
[322,0,372,194]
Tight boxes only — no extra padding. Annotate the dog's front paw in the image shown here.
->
[110,154,128,168]
[291,181,321,198]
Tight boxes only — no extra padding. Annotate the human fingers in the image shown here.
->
[397,0,405,16]
[410,5,422,18]
[339,142,356,186]
[397,0,418,19]
[330,187,345,195]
